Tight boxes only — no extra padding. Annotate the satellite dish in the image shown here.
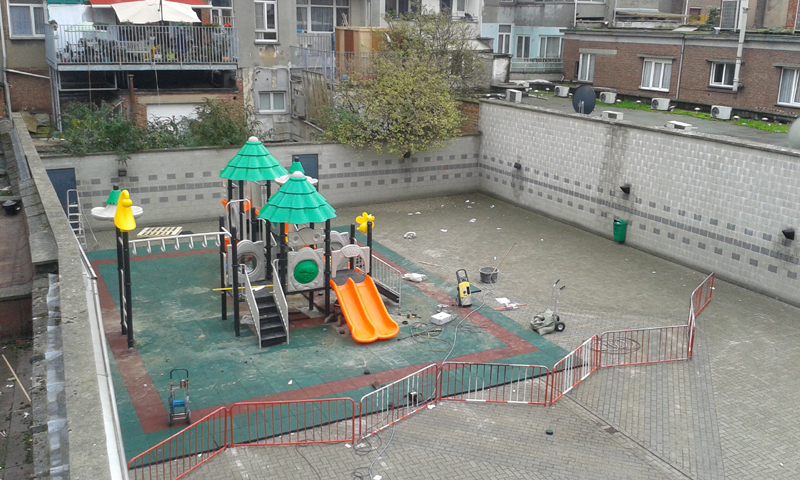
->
[572,85,596,115]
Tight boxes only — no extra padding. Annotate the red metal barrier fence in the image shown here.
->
[358,364,438,439]
[128,407,227,480]
[688,273,715,358]
[598,325,690,367]
[439,362,550,405]
[128,274,717,479]
[229,399,357,447]
[550,336,600,403]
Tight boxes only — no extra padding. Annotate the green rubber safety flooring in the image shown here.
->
[87,234,568,461]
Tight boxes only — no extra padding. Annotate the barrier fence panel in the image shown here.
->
[688,272,715,357]
[128,407,227,480]
[690,273,715,320]
[229,399,357,446]
[439,362,550,405]
[550,336,599,404]
[598,325,689,368]
[359,364,438,439]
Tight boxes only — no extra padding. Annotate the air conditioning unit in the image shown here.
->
[710,105,732,120]
[602,110,624,120]
[666,120,697,131]
[651,98,670,111]
[554,86,570,97]
[506,89,523,103]
[599,92,616,104]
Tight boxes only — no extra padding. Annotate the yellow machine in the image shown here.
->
[456,269,472,307]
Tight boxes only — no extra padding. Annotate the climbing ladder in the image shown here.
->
[242,264,289,348]
[66,189,85,248]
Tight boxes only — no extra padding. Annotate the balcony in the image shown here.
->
[45,24,238,71]
[297,32,334,52]
[290,47,381,80]
[510,57,564,74]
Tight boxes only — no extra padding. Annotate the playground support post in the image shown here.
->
[122,230,134,349]
[219,216,227,322]
[279,222,287,294]
[367,221,373,276]
[265,182,272,280]
[237,180,245,241]
[349,223,356,270]
[325,219,331,315]
[226,180,233,237]
[232,226,240,337]
[116,227,126,335]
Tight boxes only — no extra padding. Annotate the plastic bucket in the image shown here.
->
[613,218,627,243]
[479,267,498,284]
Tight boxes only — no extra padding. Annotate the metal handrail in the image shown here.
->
[241,266,261,348]
[271,259,290,345]
[76,237,128,479]
[129,231,225,255]
[369,255,402,306]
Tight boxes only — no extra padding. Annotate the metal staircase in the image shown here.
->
[253,288,287,348]
[242,266,289,348]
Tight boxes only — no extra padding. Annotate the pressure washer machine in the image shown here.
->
[456,269,472,307]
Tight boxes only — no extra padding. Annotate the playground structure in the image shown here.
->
[116,137,402,349]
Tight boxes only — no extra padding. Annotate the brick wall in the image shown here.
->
[120,77,244,127]
[478,99,800,306]
[564,33,800,116]
[7,69,51,114]
[459,100,480,135]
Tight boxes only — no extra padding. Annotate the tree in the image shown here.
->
[320,6,481,157]
[322,52,462,157]
[385,7,486,93]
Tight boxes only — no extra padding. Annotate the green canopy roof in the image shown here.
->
[220,136,288,181]
[105,188,121,205]
[258,171,336,224]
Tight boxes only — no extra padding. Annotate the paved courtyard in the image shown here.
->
[94,192,800,479]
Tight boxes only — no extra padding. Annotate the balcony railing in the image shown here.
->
[297,32,334,52]
[45,24,238,67]
[510,57,564,74]
[290,47,380,80]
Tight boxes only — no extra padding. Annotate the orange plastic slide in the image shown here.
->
[330,276,399,343]
[354,276,400,340]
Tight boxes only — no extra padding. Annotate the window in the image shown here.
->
[8,0,44,38]
[297,0,349,33]
[385,0,414,17]
[497,25,511,54]
[539,36,562,58]
[709,62,735,88]
[641,58,671,91]
[577,53,594,82]
[778,68,800,106]
[259,92,286,113]
[515,35,530,59]
[211,0,233,26]
[455,0,465,14]
[255,0,277,42]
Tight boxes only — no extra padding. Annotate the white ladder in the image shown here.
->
[67,189,85,248]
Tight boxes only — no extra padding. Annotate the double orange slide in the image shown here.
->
[330,276,399,343]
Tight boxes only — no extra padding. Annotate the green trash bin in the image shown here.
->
[613,219,627,243]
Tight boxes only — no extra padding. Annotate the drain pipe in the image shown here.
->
[0,6,12,116]
[675,34,686,99]
[732,1,749,92]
